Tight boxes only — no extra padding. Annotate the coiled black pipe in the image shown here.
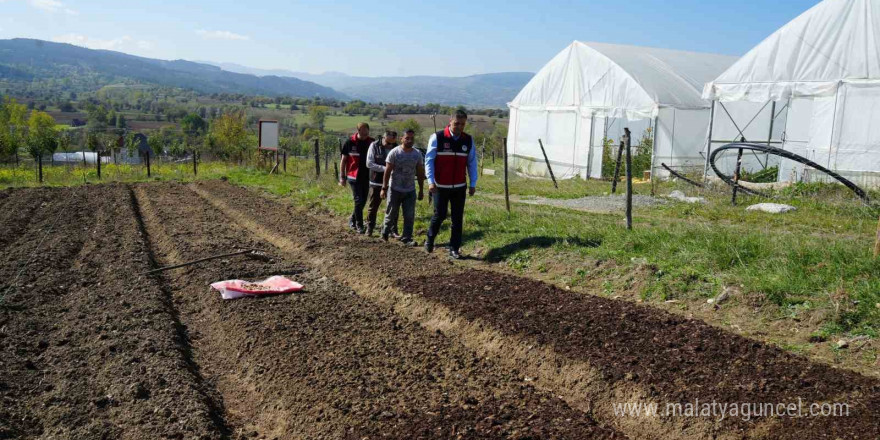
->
[708,142,870,202]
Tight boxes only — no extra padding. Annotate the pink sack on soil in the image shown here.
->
[210,276,304,300]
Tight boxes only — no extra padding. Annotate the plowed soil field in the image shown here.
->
[1,181,877,440]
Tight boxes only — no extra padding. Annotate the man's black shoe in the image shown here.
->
[424,239,434,253]
[381,233,389,242]
[449,249,462,260]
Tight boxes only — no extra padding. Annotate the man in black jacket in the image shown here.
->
[339,122,374,233]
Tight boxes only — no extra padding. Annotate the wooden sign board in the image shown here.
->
[259,120,279,151]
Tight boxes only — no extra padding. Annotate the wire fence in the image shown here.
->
[0,151,326,188]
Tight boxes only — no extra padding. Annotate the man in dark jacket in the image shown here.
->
[365,130,397,236]
[339,122,374,233]
[424,110,478,259]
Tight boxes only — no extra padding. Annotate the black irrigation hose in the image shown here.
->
[709,142,870,203]
[660,163,704,188]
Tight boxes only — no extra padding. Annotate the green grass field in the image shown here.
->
[291,113,392,133]
[3,157,878,372]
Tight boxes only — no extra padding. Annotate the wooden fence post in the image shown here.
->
[480,138,485,174]
[611,140,624,194]
[537,138,558,189]
[874,215,880,258]
[731,148,744,205]
[146,152,151,178]
[313,138,320,178]
[193,151,198,176]
[624,128,633,231]
[97,152,102,180]
[283,151,287,173]
[38,154,43,184]
[503,137,510,214]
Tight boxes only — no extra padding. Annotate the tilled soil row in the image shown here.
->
[0,185,229,440]
[134,182,626,439]
[190,180,880,440]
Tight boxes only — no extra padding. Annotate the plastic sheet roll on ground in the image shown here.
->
[210,275,303,300]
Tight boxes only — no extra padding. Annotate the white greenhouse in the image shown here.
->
[507,41,737,180]
[703,0,880,187]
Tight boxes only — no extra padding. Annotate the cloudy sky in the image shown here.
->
[0,0,821,77]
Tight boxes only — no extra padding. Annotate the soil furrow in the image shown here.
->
[135,181,625,439]
[190,180,880,440]
[1,185,233,439]
[129,185,235,439]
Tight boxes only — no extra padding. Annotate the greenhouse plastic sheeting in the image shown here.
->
[703,0,880,186]
[508,41,736,180]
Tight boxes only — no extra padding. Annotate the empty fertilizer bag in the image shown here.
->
[210,276,303,300]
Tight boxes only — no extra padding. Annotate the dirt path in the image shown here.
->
[133,182,625,439]
[0,185,228,440]
[190,180,880,440]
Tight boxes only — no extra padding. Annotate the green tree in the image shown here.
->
[0,97,28,160]
[209,111,249,162]
[181,113,208,154]
[115,113,127,130]
[389,118,425,146]
[308,105,329,131]
[26,111,58,160]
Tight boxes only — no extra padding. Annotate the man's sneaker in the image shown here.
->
[424,238,434,253]
[381,232,389,242]
[401,238,418,247]
[391,231,402,239]
[449,249,462,260]
[366,227,374,237]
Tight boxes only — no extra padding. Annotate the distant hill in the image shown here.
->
[203,61,533,108]
[0,39,346,99]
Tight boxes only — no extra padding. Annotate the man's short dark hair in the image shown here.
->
[453,109,467,119]
[384,129,397,137]
[404,128,415,134]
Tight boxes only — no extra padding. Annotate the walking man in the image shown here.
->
[424,110,478,259]
[365,130,397,236]
[339,122,374,233]
[381,129,425,245]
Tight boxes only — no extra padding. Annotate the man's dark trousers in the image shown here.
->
[427,187,467,251]
[366,185,383,232]
[348,178,369,230]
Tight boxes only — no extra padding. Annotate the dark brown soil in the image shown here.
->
[4,179,877,440]
[0,185,228,440]
[192,180,880,440]
[133,182,624,439]
[398,272,880,438]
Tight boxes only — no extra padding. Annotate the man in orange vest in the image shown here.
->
[424,110,478,259]
[339,122,374,233]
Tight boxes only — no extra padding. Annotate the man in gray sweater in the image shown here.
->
[380,129,425,244]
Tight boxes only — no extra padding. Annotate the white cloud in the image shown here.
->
[196,29,250,41]
[51,34,155,54]
[27,0,76,14]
